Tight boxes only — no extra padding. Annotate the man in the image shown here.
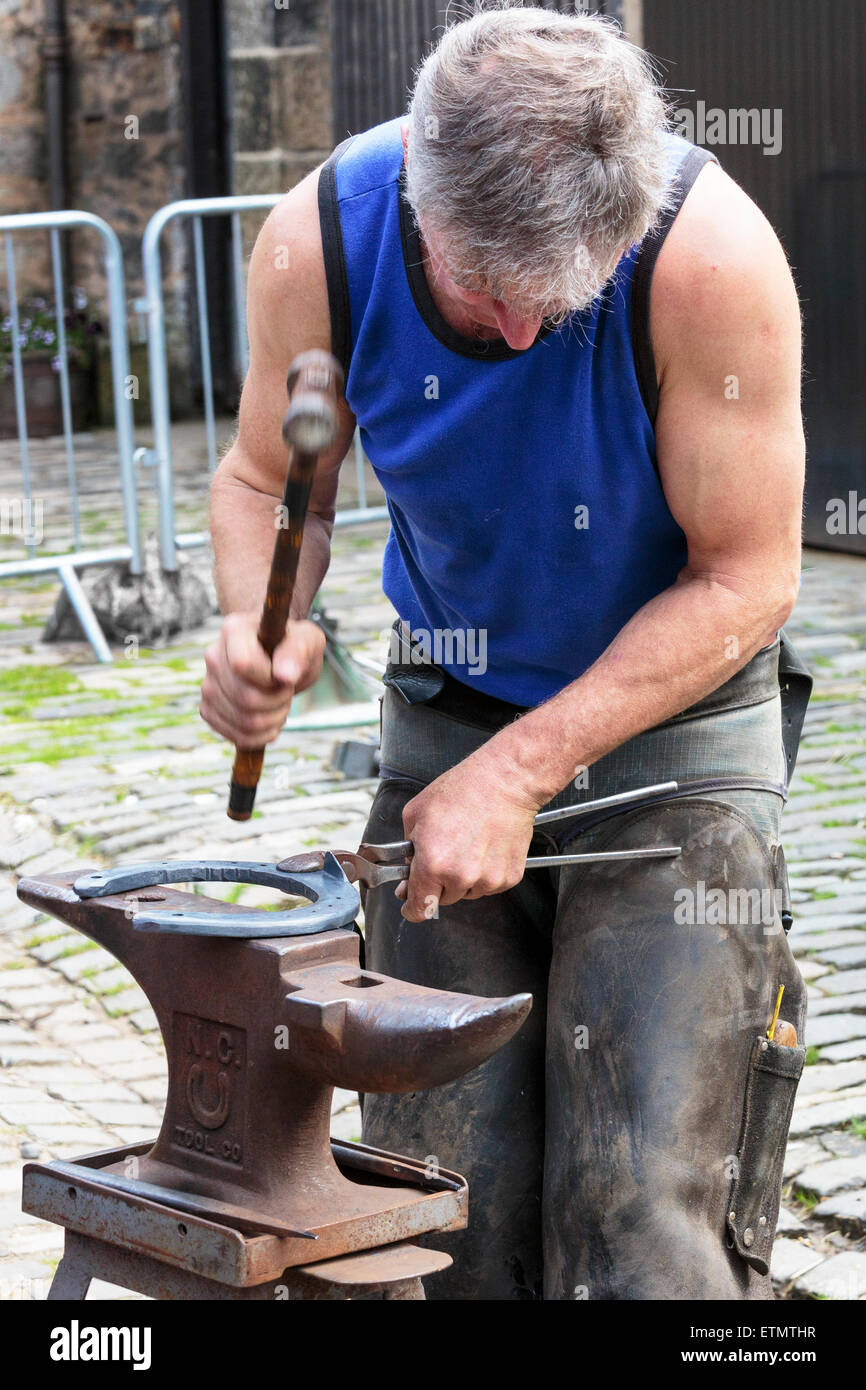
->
[202,6,808,1300]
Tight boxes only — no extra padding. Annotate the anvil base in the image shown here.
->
[24,1140,465,1300]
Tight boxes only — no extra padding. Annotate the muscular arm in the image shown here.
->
[201,168,356,748]
[399,164,805,919]
[489,162,805,804]
[210,168,355,618]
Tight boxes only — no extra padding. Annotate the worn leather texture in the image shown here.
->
[726,1035,806,1274]
[360,788,807,1300]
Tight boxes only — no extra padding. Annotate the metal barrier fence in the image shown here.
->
[0,195,389,660]
[137,195,388,574]
[0,210,140,662]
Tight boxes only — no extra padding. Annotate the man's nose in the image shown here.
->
[493,302,543,350]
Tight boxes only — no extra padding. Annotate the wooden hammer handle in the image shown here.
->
[227,350,344,822]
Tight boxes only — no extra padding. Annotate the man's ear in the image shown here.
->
[401,122,410,166]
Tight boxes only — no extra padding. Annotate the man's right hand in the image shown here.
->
[200,612,326,748]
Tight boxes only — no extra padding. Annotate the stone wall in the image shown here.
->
[229,0,333,200]
[0,1,185,305]
[0,1,334,422]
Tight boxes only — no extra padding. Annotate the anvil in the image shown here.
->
[17,857,531,1296]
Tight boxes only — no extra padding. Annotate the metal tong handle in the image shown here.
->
[533,780,678,826]
[348,840,681,888]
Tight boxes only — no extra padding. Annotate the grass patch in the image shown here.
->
[0,702,171,764]
[0,665,84,701]
[844,1117,866,1141]
[792,1186,820,1212]
[22,931,64,949]
[97,981,133,998]
[0,739,106,766]
[804,1045,821,1066]
[55,941,96,960]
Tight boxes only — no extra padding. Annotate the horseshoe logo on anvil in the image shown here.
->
[187,1065,230,1129]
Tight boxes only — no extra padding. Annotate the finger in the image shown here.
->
[206,633,295,713]
[205,654,296,717]
[223,617,284,692]
[401,890,444,923]
[202,675,284,739]
[198,701,245,746]
[200,701,283,750]
[200,681,288,747]
[436,872,475,908]
[271,620,326,689]
[201,673,287,735]
[402,863,450,921]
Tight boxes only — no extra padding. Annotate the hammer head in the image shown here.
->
[283,349,344,453]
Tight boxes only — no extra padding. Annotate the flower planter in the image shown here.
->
[0,352,94,439]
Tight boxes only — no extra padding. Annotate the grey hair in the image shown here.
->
[405,3,673,319]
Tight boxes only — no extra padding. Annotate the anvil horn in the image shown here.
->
[282,968,532,1092]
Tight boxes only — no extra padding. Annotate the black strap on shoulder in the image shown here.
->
[631,147,718,428]
[317,136,356,380]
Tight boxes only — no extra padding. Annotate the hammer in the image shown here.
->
[227,349,345,821]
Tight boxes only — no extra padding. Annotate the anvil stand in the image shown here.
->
[17,855,531,1301]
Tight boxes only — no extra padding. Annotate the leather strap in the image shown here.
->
[777,629,813,788]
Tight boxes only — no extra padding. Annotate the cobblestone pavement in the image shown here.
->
[1,428,865,1299]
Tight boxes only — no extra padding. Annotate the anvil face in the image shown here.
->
[18,866,531,1263]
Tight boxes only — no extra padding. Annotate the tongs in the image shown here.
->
[279,781,682,889]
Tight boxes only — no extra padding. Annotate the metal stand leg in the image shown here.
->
[47,1235,93,1300]
[58,562,112,664]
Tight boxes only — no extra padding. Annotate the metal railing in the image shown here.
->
[0,210,140,663]
[0,197,390,661]
[138,194,388,573]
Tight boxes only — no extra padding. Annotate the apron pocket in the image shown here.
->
[727,1034,806,1274]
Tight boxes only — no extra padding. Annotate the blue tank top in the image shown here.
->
[318,117,714,706]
